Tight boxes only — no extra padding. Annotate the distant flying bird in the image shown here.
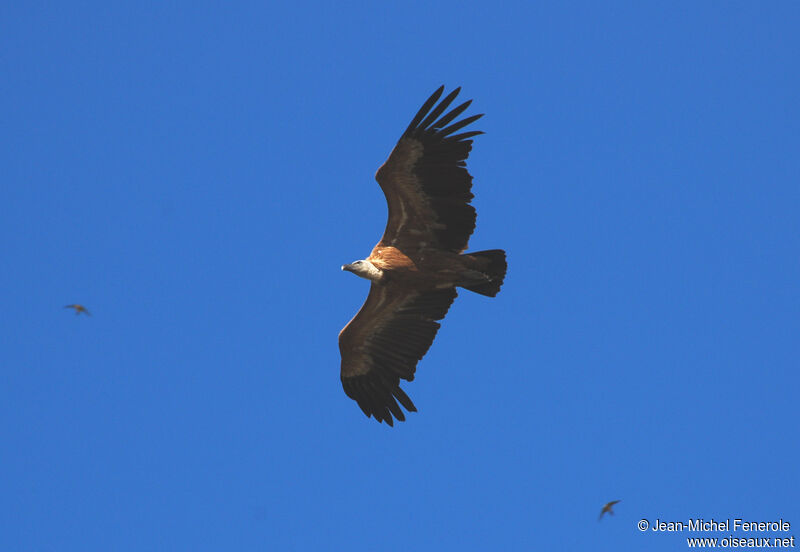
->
[339,86,507,426]
[64,304,90,316]
[599,500,621,520]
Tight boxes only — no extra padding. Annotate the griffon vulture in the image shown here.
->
[340,86,507,425]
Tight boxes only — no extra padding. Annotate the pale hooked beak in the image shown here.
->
[341,264,352,272]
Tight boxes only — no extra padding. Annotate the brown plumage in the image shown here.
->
[339,86,507,426]
[599,500,621,520]
[64,304,90,316]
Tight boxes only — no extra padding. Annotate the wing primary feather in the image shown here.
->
[355,397,371,417]
[369,378,404,425]
[393,386,417,412]
[386,396,406,421]
[430,99,472,130]
[375,399,394,426]
[345,379,372,417]
[438,113,484,137]
[446,130,484,142]
[403,85,445,136]
[365,378,393,423]
[417,87,461,131]
[363,390,384,421]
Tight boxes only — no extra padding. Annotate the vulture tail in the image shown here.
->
[461,249,507,297]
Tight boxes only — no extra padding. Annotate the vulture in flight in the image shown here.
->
[339,86,507,425]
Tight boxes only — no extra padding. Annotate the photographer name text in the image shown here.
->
[650,519,791,532]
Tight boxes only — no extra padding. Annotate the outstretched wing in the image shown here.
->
[375,86,483,254]
[339,284,457,426]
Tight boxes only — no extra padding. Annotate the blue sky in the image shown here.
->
[2,2,798,550]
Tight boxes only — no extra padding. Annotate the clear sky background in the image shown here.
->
[2,2,798,551]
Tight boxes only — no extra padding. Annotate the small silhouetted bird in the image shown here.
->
[64,304,91,316]
[599,500,620,520]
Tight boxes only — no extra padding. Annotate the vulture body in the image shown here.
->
[339,86,507,425]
